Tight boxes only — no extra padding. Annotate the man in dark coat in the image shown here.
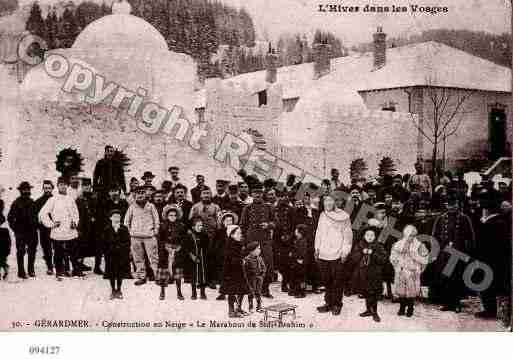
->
[291,192,321,292]
[431,194,475,312]
[240,183,275,298]
[169,184,193,228]
[190,175,206,204]
[34,180,55,275]
[222,184,244,219]
[8,182,39,278]
[76,178,99,273]
[475,188,511,319]
[93,145,126,198]
[273,194,295,293]
[213,179,230,209]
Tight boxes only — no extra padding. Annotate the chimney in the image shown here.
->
[313,37,331,79]
[373,26,387,69]
[265,43,279,84]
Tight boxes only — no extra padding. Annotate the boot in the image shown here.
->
[372,302,381,322]
[228,296,242,318]
[2,266,8,280]
[93,256,104,275]
[256,296,263,312]
[248,295,254,312]
[17,253,27,279]
[200,286,207,300]
[359,300,373,317]
[191,285,197,300]
[176,279,184,300]
[406,299,414,317]
[236,295,248,315]
[28,252,36,277]
[216,294,226,300]
[159,286,165,300]
[397,300,406,316]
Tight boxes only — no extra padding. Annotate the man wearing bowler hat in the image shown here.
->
[141,171,156,187]
[8,182,39,278]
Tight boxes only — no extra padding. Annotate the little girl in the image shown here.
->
[222,224,249,317]
[243,241,266,312]
[349,226,387,322]
[103,210,131,300]
[390,224,429,317]
[157,205,186,301]
[183,216,209,300]
[289,224,308,298]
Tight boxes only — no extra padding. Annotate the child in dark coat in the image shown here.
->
[215,211,238,301]
[243,241,266,312]
[183,216,209,300]
[349,226,387,322]
[103,210,132,300]
[288,224,308,298]
[156,205,186,301]
[222,225,250,318]
[0,198,10,280]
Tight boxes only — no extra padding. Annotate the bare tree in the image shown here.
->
[408,76,474,183]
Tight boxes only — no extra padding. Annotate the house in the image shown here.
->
[196,27,512,175]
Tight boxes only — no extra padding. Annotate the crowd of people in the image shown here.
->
[0,145,511,323]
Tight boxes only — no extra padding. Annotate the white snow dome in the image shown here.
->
[72,14,168,53]
[279,79,366,147]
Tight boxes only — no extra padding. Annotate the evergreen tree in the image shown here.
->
[26,2,46,39]
[58,7,79,48]
[75,1,102,31]
[378,156,397,177]
[100,1,112,16]
[45,9,59,49]
[350,158,368,181]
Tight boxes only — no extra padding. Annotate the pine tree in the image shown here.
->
[350,158,368,182]
[378,156,397,177]
[58,8,79,48]
[26,2,46,39]
[75,2,102,31]
[45,9,59,49]
[100,1,111,16]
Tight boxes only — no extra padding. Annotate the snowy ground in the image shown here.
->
[0,254,505,332]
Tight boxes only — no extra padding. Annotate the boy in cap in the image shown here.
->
[8,182,38,278]
[243,241,266,312]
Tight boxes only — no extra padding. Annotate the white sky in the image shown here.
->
[18,0,512,46]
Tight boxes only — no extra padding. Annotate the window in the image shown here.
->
[381,101,396,112]
[258,90,267,106]
[283,98,300,112]
[195,108,205,123]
